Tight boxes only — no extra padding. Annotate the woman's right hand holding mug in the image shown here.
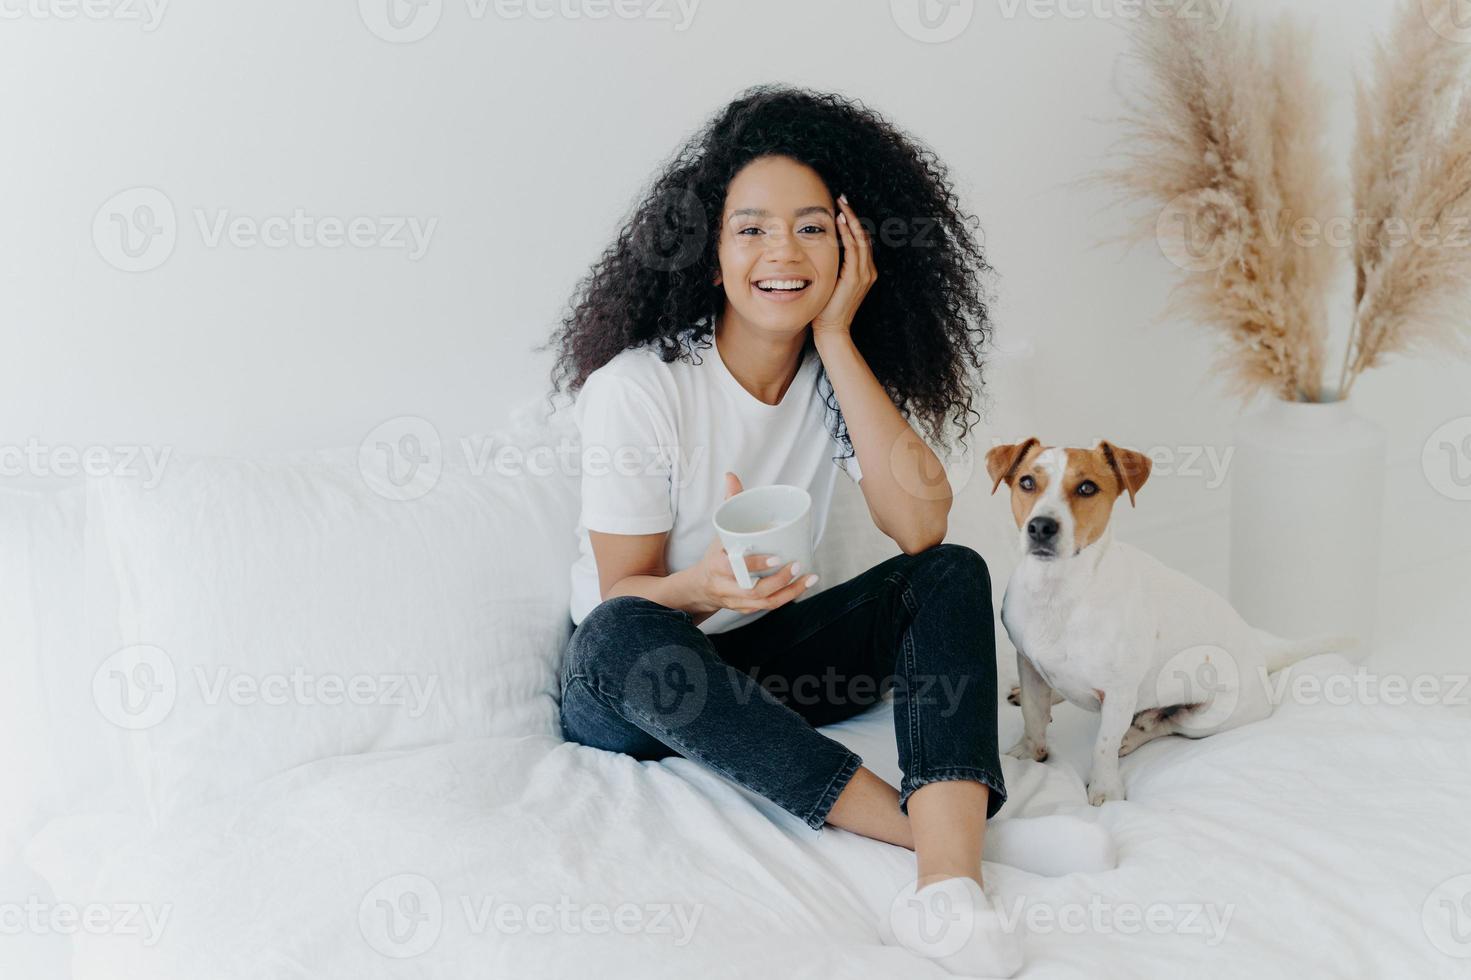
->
[685,472,818,617]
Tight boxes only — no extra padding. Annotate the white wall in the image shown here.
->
[3,0,1468,581]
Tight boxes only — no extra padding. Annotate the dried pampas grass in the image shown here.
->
[1101,2,1336,402]
[1101,0,1471,403]
[1343,0,1471,396]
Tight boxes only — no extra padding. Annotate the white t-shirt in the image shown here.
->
[569,330,863,635]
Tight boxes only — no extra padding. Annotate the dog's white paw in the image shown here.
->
[1087,777,1125,806]
[1006,737,1048,762]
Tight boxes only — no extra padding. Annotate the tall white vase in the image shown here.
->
[1228,397,1387,660]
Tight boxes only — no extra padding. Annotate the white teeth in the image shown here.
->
[755,279,809,291]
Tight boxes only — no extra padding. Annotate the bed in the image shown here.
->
[7,398,1470,979]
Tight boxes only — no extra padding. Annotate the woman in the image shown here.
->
[543,84,1020,976]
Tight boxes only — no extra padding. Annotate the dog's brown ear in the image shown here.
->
[1098,441,1151,507]
[985,438,1040,495]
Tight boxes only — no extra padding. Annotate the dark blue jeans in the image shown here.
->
[558,542,1006,831]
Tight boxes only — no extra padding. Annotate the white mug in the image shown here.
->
[712,484,814,590]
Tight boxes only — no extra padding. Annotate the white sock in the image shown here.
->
[984,813,1117,877]
[880,877,1023,978]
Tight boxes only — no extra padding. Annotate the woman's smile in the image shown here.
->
[752,276,814,301]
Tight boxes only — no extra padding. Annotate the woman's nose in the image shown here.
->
[763,227,803,258]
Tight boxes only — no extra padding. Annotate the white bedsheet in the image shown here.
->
[27,654,1471,979]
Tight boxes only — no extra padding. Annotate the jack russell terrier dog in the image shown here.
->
[987,438,1348,805]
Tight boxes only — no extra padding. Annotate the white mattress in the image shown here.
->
[27,653,1471,979]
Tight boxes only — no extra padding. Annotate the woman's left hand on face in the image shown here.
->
[811,194,877,342]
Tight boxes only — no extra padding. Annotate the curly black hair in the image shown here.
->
[538,83,994,461]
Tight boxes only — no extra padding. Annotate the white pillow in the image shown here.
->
[89,407,581,823]
[0,483,163,866]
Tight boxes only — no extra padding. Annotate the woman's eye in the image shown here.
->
[737,226,762,236]
[1077,481,1098,497]
[799,224,825,235]
[1019,476,1035,492]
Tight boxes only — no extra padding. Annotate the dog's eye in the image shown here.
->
[1018,475,1035,492]
[1077,481,1099,497]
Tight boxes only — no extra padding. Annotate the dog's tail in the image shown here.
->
[1257,630,1359,673]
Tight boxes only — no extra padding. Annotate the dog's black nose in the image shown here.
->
[1027,516,1059,542]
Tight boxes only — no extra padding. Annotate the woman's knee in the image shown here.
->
[905,542,992,599]
[898,544,998,672]
[565,595,698,688]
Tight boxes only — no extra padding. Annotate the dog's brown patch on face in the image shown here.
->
[986,440,1047,528]
[1009,462,1047,529]
[1062,448,1124,550]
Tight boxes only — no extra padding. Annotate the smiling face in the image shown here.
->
[714,155,840,337]
[985,440,1153,560]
